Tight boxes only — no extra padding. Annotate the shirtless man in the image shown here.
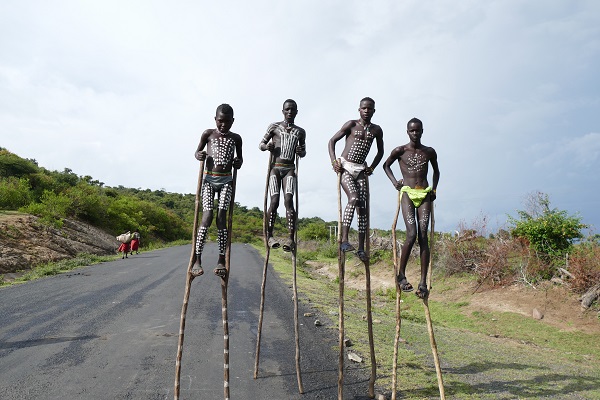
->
[191,104,243,279]
[328,97,384,261]
[259,99,306,252]
[383,117,439,299]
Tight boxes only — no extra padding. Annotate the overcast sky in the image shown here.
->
[1,1,599,234]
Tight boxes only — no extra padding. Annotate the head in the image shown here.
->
[406,117,423,142]
[282,99,298,123]
[358,97,375,123]
[215,103,234,133]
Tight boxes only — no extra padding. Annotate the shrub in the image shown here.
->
[0,177,32,209]
[20,190,72,228]
[509,192,587,262]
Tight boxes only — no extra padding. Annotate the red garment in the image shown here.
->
[130,239,139,251]
[118,242,130,253]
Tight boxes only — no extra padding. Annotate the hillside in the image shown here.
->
[0,211,118,276]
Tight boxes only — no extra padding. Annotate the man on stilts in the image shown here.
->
[383,117,439,299]
[259,99,306,252]
[328,97,384,261]
[191,103,243,279]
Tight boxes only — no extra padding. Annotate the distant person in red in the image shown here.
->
[116,231,132,259]
[130,230,141,255]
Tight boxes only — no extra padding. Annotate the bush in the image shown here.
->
[20,190,72,228]
[298,221,330,241]
[0,177,32,209]
[509,192,587,262]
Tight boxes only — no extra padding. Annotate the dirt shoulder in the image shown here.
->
[309,257,600,336]
[0,211,119,275]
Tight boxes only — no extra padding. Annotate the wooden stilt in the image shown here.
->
[292,155,304,393]
[254,154,273,379]
[363,176,376,398]
[174,160,204,400]
[337,171,345,400]
[221,168,237,400]
[391,192,402,400]
[422,204,445,399]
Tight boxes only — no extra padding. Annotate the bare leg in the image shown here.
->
[355,176,368,261]
[282,173,296,252]
[192,182,215,277]
[267,172,281,248]
[339,172,358,252]
[415,198,432,299]
[214,183,232,278]
[398,193,417,292]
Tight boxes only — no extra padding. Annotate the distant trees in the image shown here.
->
[0,149,189,243]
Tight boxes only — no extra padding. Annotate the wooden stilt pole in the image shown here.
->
[221,168,237,400]
[391,192,402,400]
[422,204,445,399]
[292,155,304,393]
[363,176,376,398]
[174,160,204,400]
[337,171,345,400]
[254,154,274,379]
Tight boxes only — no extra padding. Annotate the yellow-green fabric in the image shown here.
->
[401,186,432,208]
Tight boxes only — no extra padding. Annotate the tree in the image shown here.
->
[509,192,587,261]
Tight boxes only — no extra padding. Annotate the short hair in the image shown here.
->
[360,97,375,106]
[216,103,234,117]
[283,99,297,108]
[407,117,423,128]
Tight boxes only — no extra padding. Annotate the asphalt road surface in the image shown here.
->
[0,244,372,399]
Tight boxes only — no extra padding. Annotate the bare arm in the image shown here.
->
[429,148,439,200]
[328,121,352,172]
[366,127,385,175]
[195,130,212,161]
[233,134,244,169]
[259,124,276,152]
[296,128,307,158]
[383,146,404,190]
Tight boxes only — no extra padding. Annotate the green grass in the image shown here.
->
[256,244,600,399]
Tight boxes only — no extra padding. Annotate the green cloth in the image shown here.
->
[401,186,432,208]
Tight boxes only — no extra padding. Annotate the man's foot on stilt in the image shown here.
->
[282,238,295,252]
[214,264,227,279]
[356,250,369,262]
[415,284,429,299]
[190,261,204,277]
[268,237,281,249]
[397,275,413,292]
[340,242,355,252]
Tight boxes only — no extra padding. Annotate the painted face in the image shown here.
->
[215,112,234,133]
[282,102,298,122]
[407,121,423,141]
[358,100,375,122]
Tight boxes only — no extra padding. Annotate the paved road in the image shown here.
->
[0,244,372,399]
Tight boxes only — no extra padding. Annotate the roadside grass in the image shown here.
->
[255,244,600,399]
[0,253,117,287]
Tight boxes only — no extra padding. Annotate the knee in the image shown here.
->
[270,195,280,209]
[404,231,417,246]
[283,196,294,210]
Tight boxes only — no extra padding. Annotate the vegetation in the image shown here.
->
[261,246,600,399]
